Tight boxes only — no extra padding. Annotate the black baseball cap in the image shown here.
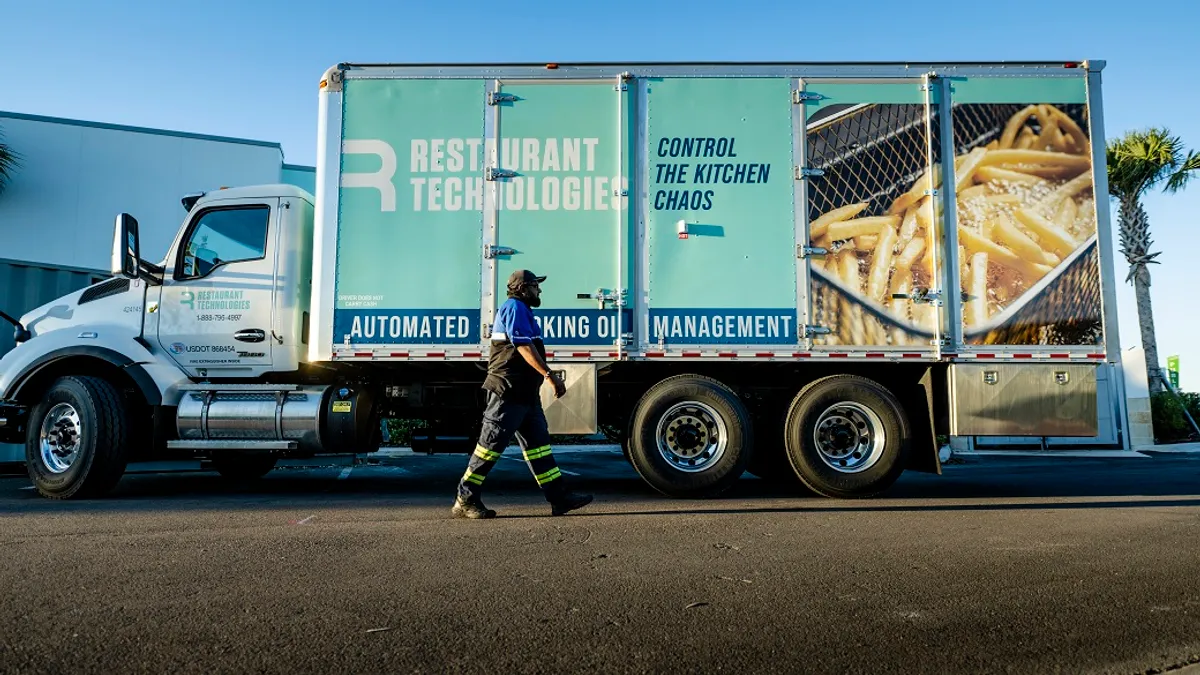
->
[507,269,546,288]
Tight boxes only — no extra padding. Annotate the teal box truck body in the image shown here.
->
[0,61,1123,499]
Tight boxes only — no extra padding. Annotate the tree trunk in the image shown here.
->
[1119,198,1164,394]
[1133,258,1164,394]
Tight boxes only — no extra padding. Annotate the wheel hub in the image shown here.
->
[813,402,885,474]
[669,417,707,456]
[656,402,727,472]
[39,403,83,474]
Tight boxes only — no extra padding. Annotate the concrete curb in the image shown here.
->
[957,450,1151,459]
[1136,442,1200,454]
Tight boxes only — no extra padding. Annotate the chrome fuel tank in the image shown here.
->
[177,385,330,453]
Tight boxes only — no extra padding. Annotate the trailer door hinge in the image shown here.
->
[485,167,517,181]
[578,288,625,310]
[801,324,832,338]
[481,323,492,340]
[484,245,516,259]
[795,166,824,179]
[798,245,828,258]
[486,92,518,106]
[792,90,824,104]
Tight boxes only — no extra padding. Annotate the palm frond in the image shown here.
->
[0,127,18,194]
[1106,127,1184,200]
[1165,149,1200,193]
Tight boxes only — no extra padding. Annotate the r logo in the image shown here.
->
[341,139,397,212]
[180,292,194,310]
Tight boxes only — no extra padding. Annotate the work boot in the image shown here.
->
[550,492,593,517]
[452,497,496,519]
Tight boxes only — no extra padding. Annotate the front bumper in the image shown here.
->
[0,401,28,444]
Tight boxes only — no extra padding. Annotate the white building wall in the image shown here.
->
[0,112,288,272]
[0,111,312,464]
[282,164,316,195]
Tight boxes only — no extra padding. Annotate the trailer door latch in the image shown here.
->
[892,288,943,306]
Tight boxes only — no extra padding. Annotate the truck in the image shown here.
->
[0,60,1122,500]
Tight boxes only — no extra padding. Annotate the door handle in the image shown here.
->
[234,329,266,343]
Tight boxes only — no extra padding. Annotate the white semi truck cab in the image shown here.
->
[0,185,380,497]
[1,60,1121,500]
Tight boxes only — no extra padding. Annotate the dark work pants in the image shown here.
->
[457,392,566,502]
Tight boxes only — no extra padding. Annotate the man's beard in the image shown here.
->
[510,287,541,308]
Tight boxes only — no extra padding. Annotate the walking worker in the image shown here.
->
[452,270,594,519]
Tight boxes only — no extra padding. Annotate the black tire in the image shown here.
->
[210,452,278,480]
[626,375,752,498]
[783,375,909,499]
[25,376,130,499]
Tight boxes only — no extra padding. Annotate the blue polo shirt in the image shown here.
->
[491,297,541,345]
[483,298,546,401]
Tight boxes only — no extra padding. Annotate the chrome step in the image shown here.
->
[167,440,297,451]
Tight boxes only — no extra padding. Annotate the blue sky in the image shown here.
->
[3,0,1197,389]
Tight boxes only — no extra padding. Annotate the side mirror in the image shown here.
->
[112,213,141,279]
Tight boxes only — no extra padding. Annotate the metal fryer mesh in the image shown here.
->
[807,103,1089,221]
[807,103,929,222]
[805,100,1096,347]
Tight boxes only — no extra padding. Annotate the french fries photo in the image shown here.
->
[810,103,1096,337]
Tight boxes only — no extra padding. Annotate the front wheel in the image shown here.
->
[26,376,130,499]
[626,375,752,498]
[783,375,909,499]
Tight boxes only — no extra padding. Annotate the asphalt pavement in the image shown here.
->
[1,448,1199,674]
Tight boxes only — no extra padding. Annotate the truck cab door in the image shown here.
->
[156,198,279,377]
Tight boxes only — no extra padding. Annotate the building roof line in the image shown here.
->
[0,110,283,152]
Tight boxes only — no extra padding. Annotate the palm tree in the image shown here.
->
[1107,128,1200,393]
[0,126,16,195]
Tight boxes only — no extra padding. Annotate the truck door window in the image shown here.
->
[177,206,270,280]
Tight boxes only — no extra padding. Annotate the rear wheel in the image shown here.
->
[26,376,130,499]
[210,452,278,480]
[783,375,909,499]
[626,375,752,498]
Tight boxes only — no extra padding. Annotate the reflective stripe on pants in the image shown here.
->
[456,392,565,502]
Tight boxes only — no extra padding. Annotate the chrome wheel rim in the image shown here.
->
[812,402,885,474]
[656,401,728,473]
[39,403,83,474]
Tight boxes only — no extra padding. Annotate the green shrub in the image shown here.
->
[381,418,428,446]
[1150,391,1200,443]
